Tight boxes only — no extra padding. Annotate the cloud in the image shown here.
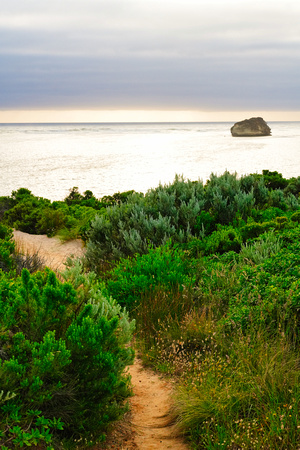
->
[1,0,300,111]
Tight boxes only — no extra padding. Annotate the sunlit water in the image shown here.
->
[0,122,299,201]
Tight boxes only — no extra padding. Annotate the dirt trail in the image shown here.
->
[13,231,188,450]
[124,358,188,450]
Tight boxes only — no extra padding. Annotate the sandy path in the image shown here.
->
[13,230,85,272]
[125,358,188,450]
[12,231,188,450]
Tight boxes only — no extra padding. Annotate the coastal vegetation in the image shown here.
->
[0,225,134,448]
[1,169,300,448]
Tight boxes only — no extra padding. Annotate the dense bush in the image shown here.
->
[4,195,50,234]
[85,171,299,271]
[204,171,256,224]
[85,175,206,268]
[0,260,134,448]
[284,175,300,196]
[261,169,289,190]
[86,172,258,268]
[201,225,242,255]
[115,176,299,448]
[0,224,15,272]
[0,196,14,221]
[105,241,195,311]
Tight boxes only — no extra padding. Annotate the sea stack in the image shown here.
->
[231,117,271,137]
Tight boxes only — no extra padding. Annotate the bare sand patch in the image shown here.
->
[13,230,84,272]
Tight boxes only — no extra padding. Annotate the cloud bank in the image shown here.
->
[1,0,300,112]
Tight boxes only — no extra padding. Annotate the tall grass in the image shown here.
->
[13,239,45,274]
[135,284,195,358]
[172,331,300,449]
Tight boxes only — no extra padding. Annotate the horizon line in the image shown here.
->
[1,119,300,125]
[1,109,300,123]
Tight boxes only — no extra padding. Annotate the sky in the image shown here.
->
[1,0,300,122]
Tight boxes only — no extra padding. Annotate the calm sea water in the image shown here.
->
[0,122,299,201]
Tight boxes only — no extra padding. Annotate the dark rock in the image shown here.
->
[231,117,271,137]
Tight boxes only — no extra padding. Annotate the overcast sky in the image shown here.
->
[1,0,300,121]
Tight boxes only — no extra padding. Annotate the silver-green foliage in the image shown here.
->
[85,171,296,268]
[62,259,135,347]
[85,175,206,266]
[239,231,282,265]
[285,193,300,211]
[205,171,255,223]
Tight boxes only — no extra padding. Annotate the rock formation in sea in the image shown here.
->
[230,117,271,137]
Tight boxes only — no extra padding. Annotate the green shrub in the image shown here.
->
[0,196,14,221]
[291,210,300,223]
[61,259,136,346]
[241,173,269,206]
[240,220,275,241]
[222,234,300,333]
[3,188,101,239]
[4,189,51,234]
[202,225,242,255]
[106,242,194,311]
[37,208,66,236]
[64,186,84,206]
[285,192,299,210]
[101,189,138,206]
[0,224,15,273]
[268,189,288,210]
[195,210,217,235]
[284,175,300,196]
[275,215,289,229]
[5,199,43,234]
[262,169,288,190]
[250,206,286,223]
[0,267,134,448]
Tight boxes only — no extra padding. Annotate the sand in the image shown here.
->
[13,230,85,272]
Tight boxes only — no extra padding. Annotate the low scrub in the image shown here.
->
[0,259,134,448]
[105,241,195,311]
[3,171,300,449]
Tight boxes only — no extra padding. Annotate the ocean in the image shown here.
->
[0,122,299,201]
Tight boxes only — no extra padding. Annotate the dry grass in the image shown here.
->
[13,238,46,274]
